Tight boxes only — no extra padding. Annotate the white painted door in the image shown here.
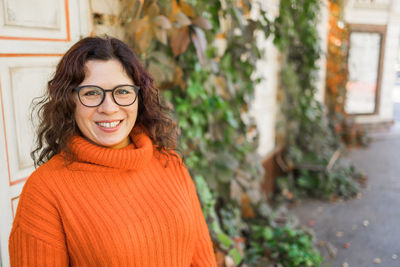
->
[0,0,91,266]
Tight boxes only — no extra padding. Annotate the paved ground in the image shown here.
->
[290,103,400,267]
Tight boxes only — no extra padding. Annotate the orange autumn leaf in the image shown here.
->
[241,194,256,218]
[135,17,153,53]
[146,2,160,18]
[170,0,180,17]
[174,66,185,90]
[170,26,190,56]
[180,1,196,18]
[215,249,226,267]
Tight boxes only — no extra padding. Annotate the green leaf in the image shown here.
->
[262,227,274,240]
[228,247,243,264]
[217,232,233,249]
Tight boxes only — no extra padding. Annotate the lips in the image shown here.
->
[96,120,121,128]
[95,120,123,132]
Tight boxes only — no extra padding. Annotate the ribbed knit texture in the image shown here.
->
[9,132,217,266]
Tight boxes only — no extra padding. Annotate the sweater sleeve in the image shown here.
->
[9,171,69,267]
[179,164,217,267]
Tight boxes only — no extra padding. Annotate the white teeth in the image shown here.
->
[97,121,121,128]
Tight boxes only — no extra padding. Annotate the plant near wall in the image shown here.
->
[120,0,323,265]
[273,0,363,200]
[325,0,370,147]
[247,223,323,266]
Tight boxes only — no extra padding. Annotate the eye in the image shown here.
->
[115,87,135,95]
[79,87,103,97]
[115,89,130,95]
[84,90,101,96]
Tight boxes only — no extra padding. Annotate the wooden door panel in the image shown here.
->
[1,57,60,185]
[0,0,69,41]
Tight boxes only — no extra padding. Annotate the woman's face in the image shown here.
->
[74,59,138,149]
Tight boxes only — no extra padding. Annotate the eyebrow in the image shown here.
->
[76,84,137,89]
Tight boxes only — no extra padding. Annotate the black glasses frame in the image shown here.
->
[74,84,140,107]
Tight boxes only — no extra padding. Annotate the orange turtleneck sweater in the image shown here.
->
[8,132,217,266]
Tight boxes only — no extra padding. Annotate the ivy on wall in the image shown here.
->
[273,0,363,200]
[325,0,369,147]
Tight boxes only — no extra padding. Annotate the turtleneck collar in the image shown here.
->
[68,130,153,170]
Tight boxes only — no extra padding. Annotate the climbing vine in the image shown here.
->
[273,0,363,200]
[325,0,369,147]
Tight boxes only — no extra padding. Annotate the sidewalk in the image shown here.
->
[290,105,400,267]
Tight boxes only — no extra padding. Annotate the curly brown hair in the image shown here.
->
[31,36,179,166]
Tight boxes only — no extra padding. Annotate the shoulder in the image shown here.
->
[10,155,69,251]
[36,153,67,172]
[24,153,65,187]
[153,147,184,168]
[152,148,195,185]
[18,154,66,210]
[164,152,197,193]
[30,153,70,182]
[13,155,65,228]
[24,157,58,189]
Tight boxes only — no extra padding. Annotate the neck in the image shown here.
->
[82,136,132,150]
[69,131,153,170]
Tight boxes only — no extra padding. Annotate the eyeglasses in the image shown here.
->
[74,84,140,107]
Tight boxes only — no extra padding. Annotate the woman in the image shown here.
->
[9,36,217,266]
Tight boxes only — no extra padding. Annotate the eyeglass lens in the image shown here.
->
[78,85,138,107]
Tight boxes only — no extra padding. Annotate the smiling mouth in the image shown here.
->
[96,120,122,128]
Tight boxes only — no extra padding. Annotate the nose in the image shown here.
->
[97,92,119,114]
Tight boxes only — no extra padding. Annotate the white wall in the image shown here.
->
[251,0,280,157]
